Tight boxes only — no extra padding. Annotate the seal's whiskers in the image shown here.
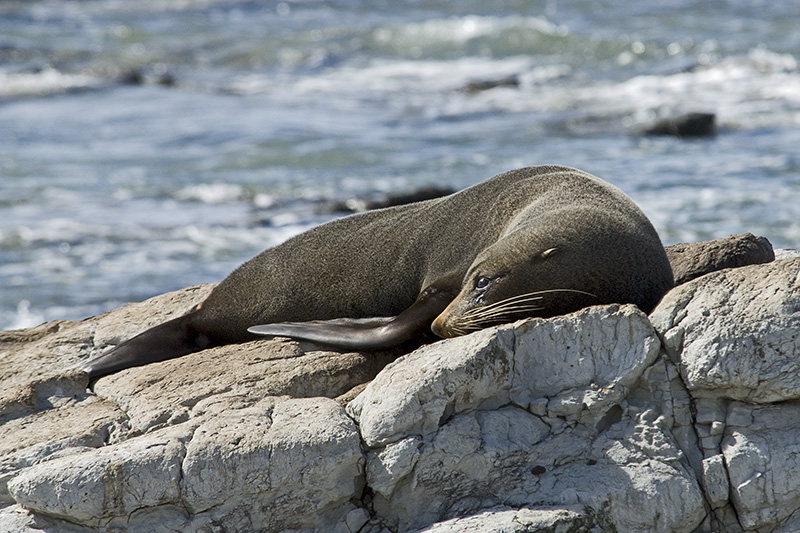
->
[462,293,545,320]
[454,288,598,331]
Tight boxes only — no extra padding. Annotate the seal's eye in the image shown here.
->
[474,276,493,290]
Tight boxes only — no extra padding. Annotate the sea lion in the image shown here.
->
[80,165,674,379]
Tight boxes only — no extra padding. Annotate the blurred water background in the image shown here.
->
[1,0,799,330]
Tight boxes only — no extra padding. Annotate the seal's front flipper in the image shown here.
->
[248,317,399,349]
[78,312,206,380]
[248,286,455,349]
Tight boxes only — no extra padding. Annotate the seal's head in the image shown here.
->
[429,207,652,338]
[430,232,597,338]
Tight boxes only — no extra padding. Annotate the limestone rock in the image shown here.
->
[775,248,800,260]
[0,395,128,507]
[348,326,515,449]
[181,397,364,531]
[7,423,190,527]
[649,257,800,532]
[0,285,393,531]
[0,504,93,533]
[418,506,592,532]
[91,338,396,433]
[6,397,364,532]
[3,240,800,532]
[350,305,705,532]
[721,402,800,531]
[0,321,93,422]
[651,257,800,402]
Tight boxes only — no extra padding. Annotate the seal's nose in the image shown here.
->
[430,313,450,338]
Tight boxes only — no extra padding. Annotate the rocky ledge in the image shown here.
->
[1,234,798,532]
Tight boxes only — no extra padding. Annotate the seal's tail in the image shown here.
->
[78,312,207,380]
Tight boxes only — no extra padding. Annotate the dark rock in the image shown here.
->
[118,68,175,87]
[119,68,145,85]
[460,75,520,94]
[644,112,716,137]
[665,233,774,285]
[317,185,455,214]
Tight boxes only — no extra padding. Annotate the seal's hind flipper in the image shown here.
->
[78,313,205,380]
[248,286,455,349]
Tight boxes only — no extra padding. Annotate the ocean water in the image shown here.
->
[1,0,799,330]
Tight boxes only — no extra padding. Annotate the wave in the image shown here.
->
[3,4,797,135]
[226,44,799,134]
[0,67,101,98]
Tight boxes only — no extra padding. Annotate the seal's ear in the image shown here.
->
[248,286,455,349]
[541,247,559,259]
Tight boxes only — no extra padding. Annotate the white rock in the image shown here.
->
[182,397,365,531]
[348,326,514,448]
[7,423,190,526]
[0,395,127,507]
[774,248,800,260]
[418,506,590,532]
[350,304,660,448]
[367,436,422,497]
[344,506,371,532]
[651,258,800,402]
[702,454,729,508]
[0,504,93,533]
[722,402,800,530]
[5,246,800,532]
[6,396,364,532]
[510,304,661,417]
[351,304,704,532]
